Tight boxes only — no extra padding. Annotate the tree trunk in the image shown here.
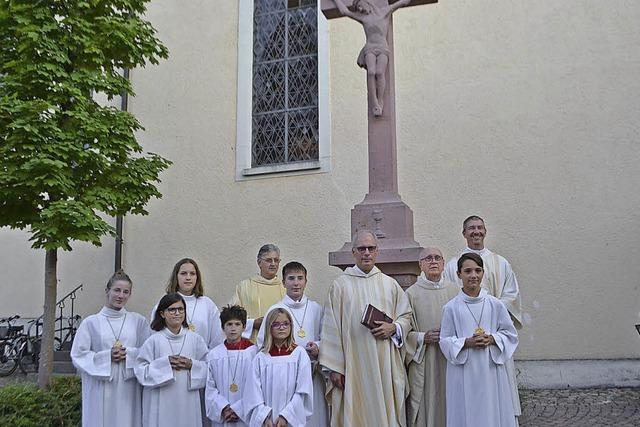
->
[38,248,57,389]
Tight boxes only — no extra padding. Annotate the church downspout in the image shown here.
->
[114,68,130,271]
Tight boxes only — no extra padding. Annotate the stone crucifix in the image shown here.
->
[324,0,438,287]
[333,0,410,117]
[322,0,436,197]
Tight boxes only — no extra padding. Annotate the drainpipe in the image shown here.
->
[115,68,130,272]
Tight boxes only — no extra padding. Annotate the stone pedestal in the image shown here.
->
[329,192,422,289]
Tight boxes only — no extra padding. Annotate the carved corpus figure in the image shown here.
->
[334,0,411,116]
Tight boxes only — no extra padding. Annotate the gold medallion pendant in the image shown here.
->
[113,340,123,348]
[188,324,196,332]
[474,327,485,335]
[297,329,306,338]
[229,383,238,393]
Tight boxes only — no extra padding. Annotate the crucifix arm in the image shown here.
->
[388,0,412,14]
[333,0,358,20]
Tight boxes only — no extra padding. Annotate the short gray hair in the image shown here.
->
[257,244,280,260]
[351,229,378,249]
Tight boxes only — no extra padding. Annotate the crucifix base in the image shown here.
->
[328,192,423,289]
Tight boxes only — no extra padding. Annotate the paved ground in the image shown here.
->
[1,374,638,426]
[520,388,640,427]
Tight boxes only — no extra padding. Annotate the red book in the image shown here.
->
[361,304,393,330]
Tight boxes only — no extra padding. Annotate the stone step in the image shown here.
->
[58,341,73,351]
[53,350,71,362]
[53,360,76,374]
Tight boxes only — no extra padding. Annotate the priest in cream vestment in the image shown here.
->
[231,244,286,342]
[320,230,413,427]
[443,216,523,418]
[405,247,459,427]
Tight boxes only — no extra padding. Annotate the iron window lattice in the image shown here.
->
[252,0,319,167]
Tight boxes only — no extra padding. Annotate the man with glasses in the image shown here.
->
[405,247,459,427]
[443,215,523,420]
[320,230,412,427]
[231,244,286,342]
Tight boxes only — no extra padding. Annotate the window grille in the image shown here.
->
[252,0,318,167]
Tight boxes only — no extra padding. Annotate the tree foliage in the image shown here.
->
[0,0,171,250]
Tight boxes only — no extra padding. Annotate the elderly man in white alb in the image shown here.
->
[320,230,413,427]
[443,215,523,421]
[405,247,459,427]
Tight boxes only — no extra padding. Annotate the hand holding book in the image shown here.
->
[362,304,396,340]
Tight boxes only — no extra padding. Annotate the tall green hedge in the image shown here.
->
[0,376,81,426]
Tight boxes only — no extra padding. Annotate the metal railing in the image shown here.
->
[31,284,83,349]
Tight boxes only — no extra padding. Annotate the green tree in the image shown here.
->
[0,0,170,388]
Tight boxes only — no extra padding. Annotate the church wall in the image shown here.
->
[1,0,638,366]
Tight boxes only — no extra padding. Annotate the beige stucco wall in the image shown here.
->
[1,0,639,362]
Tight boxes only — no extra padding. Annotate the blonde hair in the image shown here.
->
[261,308,295,354]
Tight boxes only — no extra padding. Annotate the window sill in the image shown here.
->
[242,160,321,177]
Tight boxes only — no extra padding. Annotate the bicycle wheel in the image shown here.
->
[19,337,61,374]
[0,342,19,376]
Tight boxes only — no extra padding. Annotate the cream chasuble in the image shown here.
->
[405,274,459,427]
[257,295,327,427]
[135,328,209,427]
[319,266,412,427]
[440,290,518,427]
[444,247,523,415]
[231,275,285,342]
[71,307,149,427]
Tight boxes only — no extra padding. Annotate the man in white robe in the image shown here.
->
[257,261,327,427]
[405,247,459,427]
[72,306,149,427]
[443,215,523,417]
[320,230,413,427]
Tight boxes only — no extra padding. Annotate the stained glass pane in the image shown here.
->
[288,108,319,162]
[253,12,286,62]
[252,112,286,166]
[253,61,286,113]
[255,0,285,16]
[288,56,317,109]
[287,7,317,58]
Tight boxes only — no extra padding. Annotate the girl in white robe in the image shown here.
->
[244,308,313,427]
[439,253,518,427]
[71,270,149,427]
[136,293,209,427]
[151,258,224,349]
[256,262,327,427]
[205,305,257,426]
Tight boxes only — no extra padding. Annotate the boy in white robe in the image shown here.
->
[71,270,149,427]
[205,305,257,426]
[256,261,327,427]
[440,253,518,427]
[244,308,313,427]
[136,293,209,427]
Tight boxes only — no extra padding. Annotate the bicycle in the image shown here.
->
[0,315,23,377]
[17,315,76,374]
